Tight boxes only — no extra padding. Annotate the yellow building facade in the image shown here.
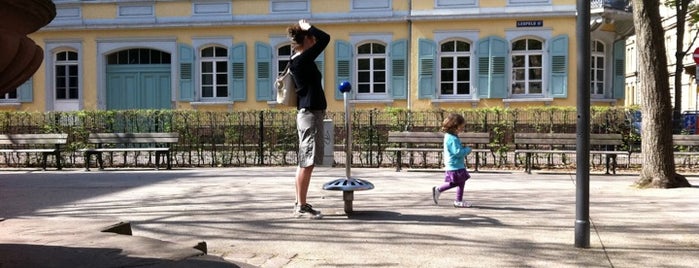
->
[3,0,629,112]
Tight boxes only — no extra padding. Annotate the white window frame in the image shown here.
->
[511,37,544,97]
[350,33,392,101]
[505,29,552,100]
[45,41,83,111]
[438,39,473,99]
[193,38,232,102]
[276,43,293,77]
[54,51,79,100]
[199,45,229,100]
[591,40,606,98]
[274,43,293,98]
[355,41,388,98]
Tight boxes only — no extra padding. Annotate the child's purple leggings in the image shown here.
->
[437,181,465,202]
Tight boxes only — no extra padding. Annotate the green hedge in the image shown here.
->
[0,107,639,168]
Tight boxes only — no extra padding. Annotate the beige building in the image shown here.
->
[2,0,632,112]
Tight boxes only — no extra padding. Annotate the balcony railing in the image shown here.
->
[591,0,632,12]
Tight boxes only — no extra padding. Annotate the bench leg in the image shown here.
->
[395,151,402,172]
[97,153,105,170]
[84,152,91,171]
[526,153,532,174]
[42,152,48,171]
[166,151,171,170]
[155,152,161,170]
[55,151,62,170]
[602,154,618,175]
[474,152,480,172]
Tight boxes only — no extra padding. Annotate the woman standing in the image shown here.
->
[288,19,330,219]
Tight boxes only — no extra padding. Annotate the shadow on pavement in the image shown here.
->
[0,243,242,268]
[345,210,503,226]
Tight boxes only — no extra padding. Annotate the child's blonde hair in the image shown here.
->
[442,113,465,135]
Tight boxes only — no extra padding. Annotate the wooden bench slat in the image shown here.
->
[81,148,170,152]
[0,149,57,153]
[83,132,179,171]
[386,131,491,172]
[0,134,68,145]
[514,133,626,174]
[0,133,68,170]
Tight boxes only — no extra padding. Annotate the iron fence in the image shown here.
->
[0,108,639,169]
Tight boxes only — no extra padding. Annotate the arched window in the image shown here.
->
[277,44,292,76]
[591,40,605,97]
[511,38,543,95]
[356,42,386,94]
[439,40,471,97]
[55,51,79,100]
[200,46,228,99]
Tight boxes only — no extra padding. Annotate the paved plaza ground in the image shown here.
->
[1,167,698,267]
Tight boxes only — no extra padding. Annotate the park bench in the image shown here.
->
[673,135,699,167]
[0,133,68,170]
[514,133,628,174]
[80,132,179,171]
[385,131,491,172]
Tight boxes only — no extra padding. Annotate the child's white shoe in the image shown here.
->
[453,200,472,208]
[432,186,441,205]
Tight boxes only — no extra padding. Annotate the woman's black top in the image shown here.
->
[289,26,330,111]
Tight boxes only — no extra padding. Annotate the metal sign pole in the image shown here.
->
[575,0,591,248]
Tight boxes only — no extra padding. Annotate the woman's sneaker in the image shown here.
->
[453,200,472,208]
[294,203,323,219]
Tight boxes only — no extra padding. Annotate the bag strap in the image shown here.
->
[283,55,292,73]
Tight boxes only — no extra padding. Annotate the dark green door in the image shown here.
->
[106,65,171,110]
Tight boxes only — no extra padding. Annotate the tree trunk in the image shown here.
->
[633,0,691,188]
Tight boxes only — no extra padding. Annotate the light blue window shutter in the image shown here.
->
[335,40,352,100]
[178,43,194,101]
[489,37,508,98]
[254,42,272,102]
[229,43,247,101]
[476,36,508,98]
[613,40,625,99]
[418,38,436,99]
[476,38,491,98]
[18,78,33,102]
[390,39,408,100]
[548,34,569,98]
